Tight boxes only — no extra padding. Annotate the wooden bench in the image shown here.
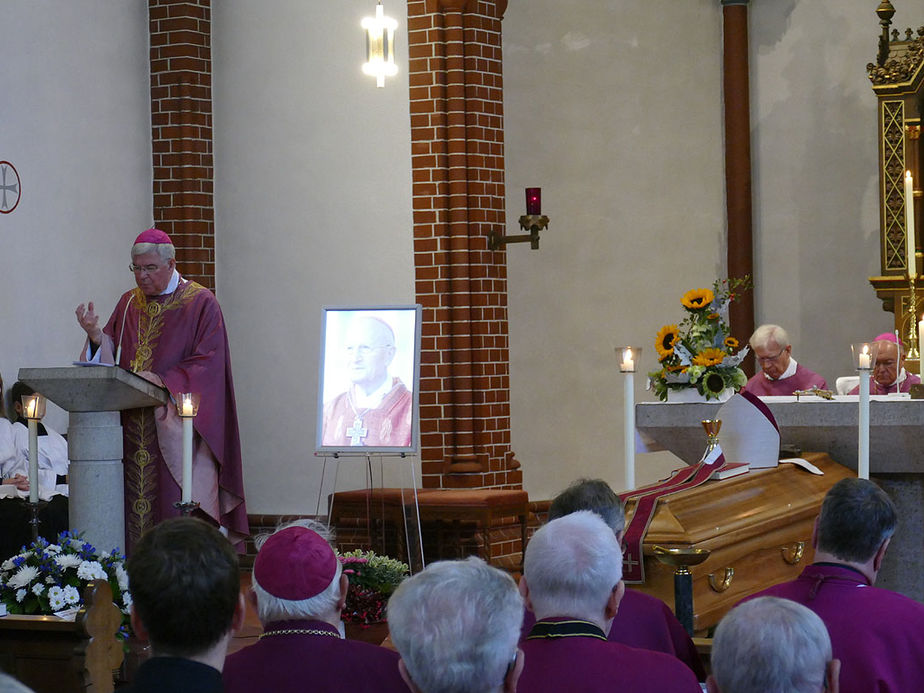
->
[0,579,124,692]
[414,489,529,568]
[330,488,530,569]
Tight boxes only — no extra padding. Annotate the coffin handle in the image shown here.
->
[708,567,734,593]
[781,541,805,565]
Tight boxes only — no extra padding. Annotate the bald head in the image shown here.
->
[344,317,396,394]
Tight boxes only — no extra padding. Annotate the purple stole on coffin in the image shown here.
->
[619,390,776,583]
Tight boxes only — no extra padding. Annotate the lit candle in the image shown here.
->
[907,171,917,279]
[859,345,871,369]
[182,394,194,417]
[25,399,36,419]
[621,348,635,372]
[27,419,39,504]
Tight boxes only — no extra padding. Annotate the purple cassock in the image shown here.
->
[517,618,702,693]
[742,363,827,396]
[223,620,408,693]
[520,590,704,680]
[849,372,921,396]
[742,563,924,693]
[97,278,248,550]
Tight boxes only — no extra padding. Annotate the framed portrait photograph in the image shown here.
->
[316,305,422,454]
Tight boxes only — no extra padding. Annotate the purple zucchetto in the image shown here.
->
[134,227,173,245]
[253,526,339,600]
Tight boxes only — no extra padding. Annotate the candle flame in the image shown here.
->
[26,399,35,418]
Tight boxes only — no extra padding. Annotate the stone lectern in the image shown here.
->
[18,366,167,553]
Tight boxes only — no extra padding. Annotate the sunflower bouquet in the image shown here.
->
[648,278,751,401]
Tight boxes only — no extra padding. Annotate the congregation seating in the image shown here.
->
[0,580,123,693]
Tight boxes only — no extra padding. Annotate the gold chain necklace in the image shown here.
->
[258,628,340,640]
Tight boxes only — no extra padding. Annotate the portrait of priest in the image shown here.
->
[74,228,248,550]
[320,315,413,448]
[847,332,921,395]
[741,324,827,396]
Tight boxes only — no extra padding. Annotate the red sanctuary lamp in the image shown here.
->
[526,187,542,215]
[487,186,551,250]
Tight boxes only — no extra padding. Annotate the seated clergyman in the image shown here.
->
[223,520,406,693]
[741,478,924,692]
[741,324,826,396]
[848,332,920,395]
[519,478,704,680]
[388,556,525,693]
[516,512,701,692]
[708,597,839,693]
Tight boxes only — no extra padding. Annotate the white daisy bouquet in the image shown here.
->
[0,531,131,637]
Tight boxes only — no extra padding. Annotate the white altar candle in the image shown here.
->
[908,171,917,279]
[27,419,39,504]
[624,371,635,491]
[859,346,871,369]
[858,369,870,480]
[182,394,194,417]
[182,416,193,504]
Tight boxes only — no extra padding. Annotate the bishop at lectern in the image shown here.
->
[75,228,247,550]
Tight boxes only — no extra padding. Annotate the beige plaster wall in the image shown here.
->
[212,1,416,514]
[0,0,152,430]
[503,0,893,501]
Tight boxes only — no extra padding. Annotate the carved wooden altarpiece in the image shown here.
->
[867,2,923,371]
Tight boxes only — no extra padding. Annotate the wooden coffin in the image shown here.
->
[625,452,854,634]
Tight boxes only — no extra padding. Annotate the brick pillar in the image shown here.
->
[148,0,215,290]
[408,0,521,490]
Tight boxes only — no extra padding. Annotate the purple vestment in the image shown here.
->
[223,620,407,693]
[742,363,827,396]
[849,372,921,395]
[97,280,247,550]
[520,590,704,680]
[518,618,701,692]
[321,378,413,447]
[743,563,924,693]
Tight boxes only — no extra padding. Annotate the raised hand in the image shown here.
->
[75,301,102,345]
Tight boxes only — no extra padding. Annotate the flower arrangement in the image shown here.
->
[338,549,409,624]
[0,531,131,638]
[648,278,751,401]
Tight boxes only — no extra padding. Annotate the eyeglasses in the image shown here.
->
[129,263,163,274]
[756,346,787,364]
[346,344,393,356]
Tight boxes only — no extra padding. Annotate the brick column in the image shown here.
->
[148,0,215,290]
[407,0,521,490]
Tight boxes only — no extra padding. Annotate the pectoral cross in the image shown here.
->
[346,418,368,445]
[623,551,640,573]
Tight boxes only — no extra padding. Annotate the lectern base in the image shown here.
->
[67,411,125,553]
